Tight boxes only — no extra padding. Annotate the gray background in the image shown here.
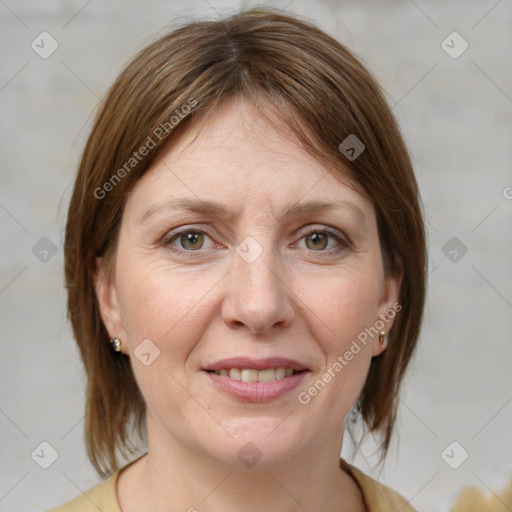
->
[1,1,511,511]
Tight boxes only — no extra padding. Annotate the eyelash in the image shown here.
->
[161,225,350,257]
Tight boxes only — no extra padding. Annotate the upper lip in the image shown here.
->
[203,357,309,372]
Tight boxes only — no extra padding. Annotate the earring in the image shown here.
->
[110,338,122,352]
[378,331,387,349]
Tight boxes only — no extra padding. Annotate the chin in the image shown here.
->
[195,421,308,470]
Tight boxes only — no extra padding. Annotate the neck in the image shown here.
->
[118,418,365,512]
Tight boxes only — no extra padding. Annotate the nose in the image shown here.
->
[221,244,296,336]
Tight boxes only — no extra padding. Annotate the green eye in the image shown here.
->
[304,232,329,250]
[163,226,349,257]
[298,227,348,253]
[164,229,214,254]
[179,232,205,250]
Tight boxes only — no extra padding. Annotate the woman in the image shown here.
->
[51,8,426,511]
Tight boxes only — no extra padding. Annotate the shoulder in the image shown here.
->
[45,472,120,512]
[451,478,512,511]
[45,453,147,511]
[340,458,417,512]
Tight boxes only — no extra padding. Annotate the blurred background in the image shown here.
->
[1,1,511,510]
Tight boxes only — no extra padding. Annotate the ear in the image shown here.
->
[371,258,404,357]
[93,256,128,354]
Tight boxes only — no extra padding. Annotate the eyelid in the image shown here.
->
[162,224,351,255]
[295,225,351,252]
[161,226,217,252]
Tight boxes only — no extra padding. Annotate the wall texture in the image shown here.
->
[1,1,511,511]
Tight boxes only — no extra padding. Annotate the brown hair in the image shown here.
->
[64,7,427,477]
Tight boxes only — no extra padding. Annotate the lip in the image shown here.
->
[202,357,309,372]
[205,369,309,402]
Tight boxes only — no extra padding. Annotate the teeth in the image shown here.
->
[241,369,259,382]
[275,367,286,380]
[228,368,241,380]
[212,367,300,382]
[258,369,276,382]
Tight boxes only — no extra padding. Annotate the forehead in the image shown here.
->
[124,98,374,223]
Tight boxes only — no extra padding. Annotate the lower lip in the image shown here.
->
[204,371,309,402]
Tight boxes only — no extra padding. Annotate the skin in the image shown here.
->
[95,98,402,512]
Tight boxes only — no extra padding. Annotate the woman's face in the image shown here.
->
[96,99,402,468]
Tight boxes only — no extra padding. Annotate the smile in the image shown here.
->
[208,367,301,382]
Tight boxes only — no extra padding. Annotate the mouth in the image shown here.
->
[202,357,310,402]
[206,367,306,382]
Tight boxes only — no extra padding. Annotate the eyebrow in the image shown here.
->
[139,197,366,226]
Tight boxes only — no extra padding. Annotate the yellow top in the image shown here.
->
[47,455,416,512]
[450,478,512,512]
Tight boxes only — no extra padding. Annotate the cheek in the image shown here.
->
[114,261,222,419]
[297,264,383,403]
[300,263,384,347]
[115,258,223,356]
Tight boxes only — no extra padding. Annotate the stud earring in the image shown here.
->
[378,331,387,349]
[110,338,122,352]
